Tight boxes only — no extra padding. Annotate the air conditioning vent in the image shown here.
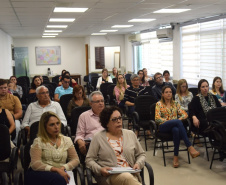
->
[128,34,141,42]
[156,28,173,40]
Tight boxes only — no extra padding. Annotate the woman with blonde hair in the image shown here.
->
[114,74,129,108]
[25,111,80,185]
[175,79,193,112]
[110,67,118,79]
[96,68,113,89]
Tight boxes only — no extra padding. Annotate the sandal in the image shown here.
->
[173,156,179,168]
[188,147,200,158]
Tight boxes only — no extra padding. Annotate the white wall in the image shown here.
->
[13,38,86,79]
[0,29,13,78]
[124,34,134,73]
[88,35,125,72]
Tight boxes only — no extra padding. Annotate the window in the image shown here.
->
[182,19,226,87]
[134,31,173,77]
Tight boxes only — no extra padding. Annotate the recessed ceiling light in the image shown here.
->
[91,33,107,35]
[43,33,59,36]
[153,9,191,13]
[49,18,75,22]
[42,36,56,38]
[100,30,118,32]
[44,30,62,32]
[112,25,133,28]
[54,7,88,13]
[46,25,68,28]
[128,19,156,22]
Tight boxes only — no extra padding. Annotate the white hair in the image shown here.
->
[88,91,104,102]
[36,85,48,94]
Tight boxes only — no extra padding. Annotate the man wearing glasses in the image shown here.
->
[152,72,176,101]
[22,86,67,138]
[54,75,73,102]
[75,91,105,155]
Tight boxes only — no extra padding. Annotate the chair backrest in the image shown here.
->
[206,107,226,123]
[0,124,11,161]
[83,75,89,83]
[60,94,73,117]
[13,92,21,102]
[52,75,60,84]
[107,84,116,105]
[125,74,131,80]
[112,78,117,84]
[100,83,113,100]
[126,79,132,86]
[17,76,30,88]
[42,76,50,83]
[150,103,156,121]
[30,121,66,142]
[88,73,99,83]
[148,80,155,87]
[21,141,32,171]
[134,95,157,121]
[27,92,38,105]
[145,86,154,97]
[188,88,198,97]
[91,77,99,91]
[70,106,91,136]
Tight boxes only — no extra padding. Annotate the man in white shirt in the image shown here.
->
[22,85,67,137]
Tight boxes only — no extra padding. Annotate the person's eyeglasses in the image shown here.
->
[91,99,104,103]
[132,78,139,81]
[39,91,49,95]
[156,76,163,80]
[181,86,187,88]
[63,81,70,84]
[110,116,122,122]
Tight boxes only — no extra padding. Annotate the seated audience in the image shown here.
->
[59,69,66,82]
[189,79,221,134]
[29,76,42,94]
[24,111,80,185]
[163,70,173,83]
[67,85,90,119]
[0,102,16,142]
[22,86,67,137]
[110,67,118,79]
[175,79,193,112]
[39,75,44,83]
[209,76,226,106]
[86,106,146,185]
[0,79,22,145]
[114,74,129,108]
[96,68,113,89]
[143,68,153,81]
[59,71,77,87]
[152,72,176,101]
[8,81,19,95]
[54,75,73,102]
[9,76,23,98]
[155,86,200,168]
[75,91,105,155]
[137,70,149,86]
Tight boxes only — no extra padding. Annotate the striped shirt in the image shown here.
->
[123,85,148,103]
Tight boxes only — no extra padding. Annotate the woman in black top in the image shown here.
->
[189,79,221,133]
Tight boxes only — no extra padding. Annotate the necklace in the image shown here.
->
[50,137,58,149]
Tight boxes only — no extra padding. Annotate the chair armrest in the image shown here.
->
[187,118,193,134]
[86,168,93,185]
[21,128,27,145]
[17,130,22,148]
[1,172,8,185]
[132,111,139,126]
[14,170,23,185]
[66,125,72,138]
[10,147,18,170]
[20,145,25,169]
[144,162,154,185]
[150,120,157,137]
[73,166,85,185]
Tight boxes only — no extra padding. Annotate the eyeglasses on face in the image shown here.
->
[39,91,49,95]
[91,99,104,103]
[156,76,163,80]
[110,116,122,122]
[63,80,70,84]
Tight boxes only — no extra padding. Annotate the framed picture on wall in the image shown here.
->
[35,46,61,65]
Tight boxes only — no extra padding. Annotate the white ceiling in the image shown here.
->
[1,0,226,38]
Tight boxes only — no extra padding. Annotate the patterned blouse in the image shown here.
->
[175,92,193,111]
[209,90,225,103]
[155,101,188,125]
[107,136,130,167]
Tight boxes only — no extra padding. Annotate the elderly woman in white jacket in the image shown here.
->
[86,106,146,185]
[96,68,113,89]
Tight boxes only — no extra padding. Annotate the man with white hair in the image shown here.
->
[21,85,67,137]
[75,91,105,155]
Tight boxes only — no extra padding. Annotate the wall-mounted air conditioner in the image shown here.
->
[156,28,173,39]
[128,34,141,42]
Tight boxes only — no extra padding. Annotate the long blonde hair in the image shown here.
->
[113,74,128,95]
[37,111,62,143]
[176,79,189,102]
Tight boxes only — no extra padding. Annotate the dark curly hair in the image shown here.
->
[99,106,122,130]
[31,76,42,89]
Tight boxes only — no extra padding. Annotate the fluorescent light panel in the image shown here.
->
[154,9,191,13]
[100,30,118,32]
[42,36,56,38]
[49,18,75,22]
[43,33,58,36]
[54,7,88,12]
[112,25,133,28]
[128,19,156,22]
[91,33,107,35]
[46,25,67,28]
[44,30,62,32]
